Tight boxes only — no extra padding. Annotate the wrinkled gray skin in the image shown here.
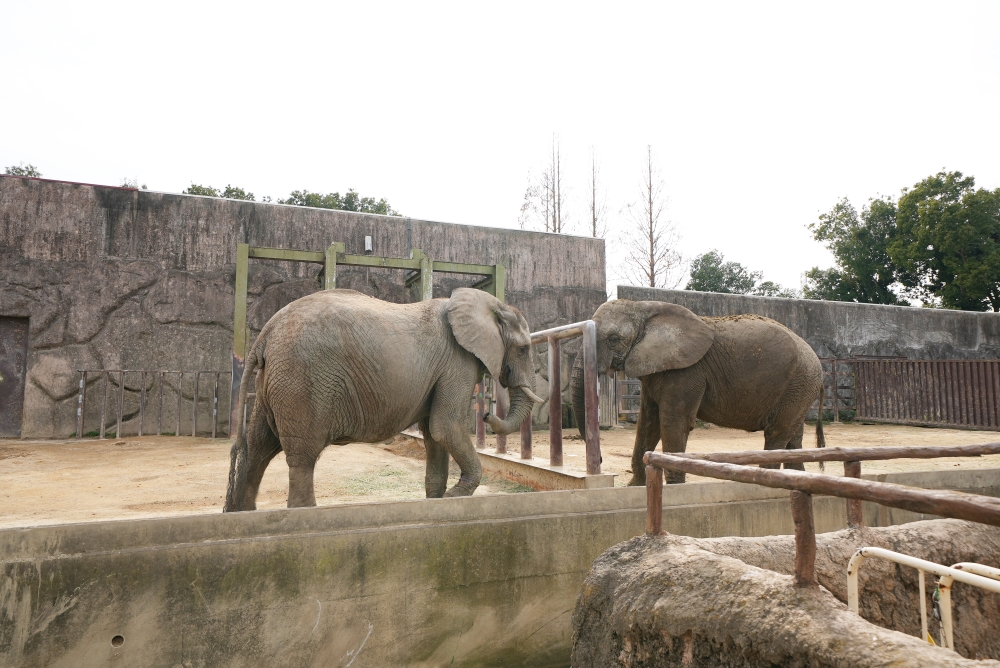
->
[225,288,540,511]
[572,300,824,485]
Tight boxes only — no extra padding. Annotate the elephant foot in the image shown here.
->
[443,485,475,497]
[627,474,646,487]
[665,471,686,485]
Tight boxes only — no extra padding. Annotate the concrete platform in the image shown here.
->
[478,449,617,490]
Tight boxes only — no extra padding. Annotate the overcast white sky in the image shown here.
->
[3,1,999,293]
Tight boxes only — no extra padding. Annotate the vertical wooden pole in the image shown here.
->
[492,264,505,304]
[845,460,864,527]
[100,371,108,439]
[324,242,344,290]
[76,371,86,439]
[790,490,818,587]
[411,248,433,301]
[646,464,663,535]
[231,243,250,433]
[582,321,601,474]
[494,380,508,453]
[116,371,124,439]
[139,371,146,437]
[832,361,840,422]
[192,372,200,437]
[212,372,220,439]
[548,336,563,466]
[157,371,164,436]
[176,372,183,437]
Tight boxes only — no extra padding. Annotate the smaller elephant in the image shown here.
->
[225,288,542,511]
[572,300,824,485]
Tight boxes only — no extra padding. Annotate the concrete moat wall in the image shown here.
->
[0,175,606,438]
[2,468,998,667]
[572,521,1000,667]
[617,286,1000,361]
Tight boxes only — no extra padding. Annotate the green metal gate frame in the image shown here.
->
[229,242,505,431]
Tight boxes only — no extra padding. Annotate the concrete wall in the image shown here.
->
[618,286,1000,360]
[2,468,997,667]
[0,176,607,437]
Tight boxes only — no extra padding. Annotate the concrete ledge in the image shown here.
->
[2,468,998,667]
[478,450,617,490]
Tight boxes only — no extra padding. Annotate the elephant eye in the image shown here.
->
[520,346,529,356]
[608,335,621,344]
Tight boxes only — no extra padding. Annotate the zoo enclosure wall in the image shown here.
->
[0,175,606,438]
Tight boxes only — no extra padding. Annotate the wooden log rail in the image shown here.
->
[643,443,1000,588]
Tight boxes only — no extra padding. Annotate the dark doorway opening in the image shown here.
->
[0,317,29,437]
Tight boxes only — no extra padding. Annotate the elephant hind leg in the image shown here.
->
[283,435,324,508]
[241,413,282,510]
[761,423,805,471]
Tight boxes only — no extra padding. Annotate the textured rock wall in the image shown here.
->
[619,286,1000,360]
[0,176,606,437]
[572,519,1000,667]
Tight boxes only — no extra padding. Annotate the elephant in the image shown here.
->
[571,300,825,485]
[224,287,542,511]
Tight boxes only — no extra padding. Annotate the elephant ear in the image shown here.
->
[624,302,715,378]
[446,288,505,378]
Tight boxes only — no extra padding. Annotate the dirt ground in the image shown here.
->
[2,422,999,529]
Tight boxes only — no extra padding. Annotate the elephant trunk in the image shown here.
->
[485,385,538,435]
[571,350,587,440]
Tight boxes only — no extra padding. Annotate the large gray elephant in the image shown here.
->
[225,288,541,511]
[571,300,824,485]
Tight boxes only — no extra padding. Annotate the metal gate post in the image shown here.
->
[582,321,601,474]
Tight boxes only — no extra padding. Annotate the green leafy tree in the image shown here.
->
[687,250,798,297]
[804,197,903,304]
[184,183,220,197]
[4,162,42,177]
[280,189,400,216]
[221,184,255,201]
[120,178,148,190]
[889,171,1000,311]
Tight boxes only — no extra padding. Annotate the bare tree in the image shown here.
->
[519,135,569,233]
[620,145,684,288]
[588,147,607,238]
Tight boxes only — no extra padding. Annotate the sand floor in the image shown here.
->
[1,422,998,528]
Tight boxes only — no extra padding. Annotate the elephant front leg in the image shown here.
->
[421,418,449,498]
[628,390,661,486]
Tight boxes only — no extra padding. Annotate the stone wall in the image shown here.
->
[618,286,1000,360]
[0,175,606,437]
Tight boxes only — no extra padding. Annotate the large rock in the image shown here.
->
[572,520,1000,667]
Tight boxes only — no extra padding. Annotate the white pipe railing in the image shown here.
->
[847,547,1000,649]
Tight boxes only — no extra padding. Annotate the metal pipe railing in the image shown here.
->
[848,548,1000,649]
[471,321,602,474]
[529,320,601,474]
[75,369,232,438]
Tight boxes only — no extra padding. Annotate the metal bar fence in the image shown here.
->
[471,321,603,475]
[75,370,233,439]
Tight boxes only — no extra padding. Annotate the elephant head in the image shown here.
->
[446,288,542,435]
[571,300,715,437]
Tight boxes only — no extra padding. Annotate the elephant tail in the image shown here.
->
[224,345,261,512]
